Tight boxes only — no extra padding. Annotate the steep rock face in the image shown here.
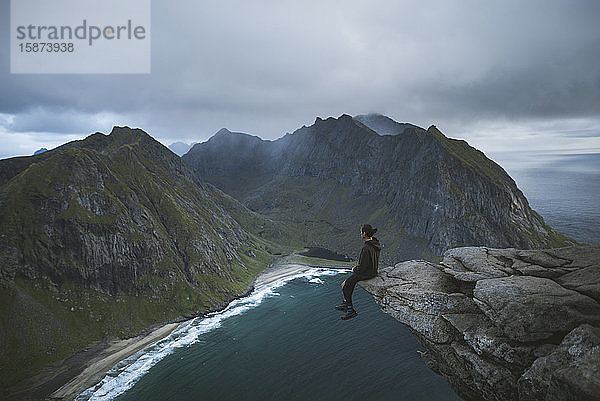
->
[188,128,283,199]
[0,127,288,388]
[184,114,572,263]
[360,245,600,401]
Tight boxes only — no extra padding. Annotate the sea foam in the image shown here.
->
[77,267,344,401]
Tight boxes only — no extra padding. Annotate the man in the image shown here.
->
[336,224,381,320]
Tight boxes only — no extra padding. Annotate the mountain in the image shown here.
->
[183,114,573,263]
[185,128,283,198]
[0,127,290,388]
[168,141,195,156]
[33,148,48,155]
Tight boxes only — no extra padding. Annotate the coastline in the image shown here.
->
[252,263,312,288]
[2,321,181,401]
[19,254,351,401]
[50,323,180,400]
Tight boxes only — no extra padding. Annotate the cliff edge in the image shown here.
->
[360,245,600,401]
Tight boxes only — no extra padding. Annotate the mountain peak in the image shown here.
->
[312,114,353,126]
[168,141,195,157]
[109,125,132,134]
[109,125,148,137]
[298,113,376,142]
[106,126,155,146]
[209,128,264,143]
[354,113,422,136]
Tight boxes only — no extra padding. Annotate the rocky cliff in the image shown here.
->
[184,114,573,263]
[0,127,290,389]
[360,245,600,401]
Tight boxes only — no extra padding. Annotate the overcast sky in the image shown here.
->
[1,0,599,163]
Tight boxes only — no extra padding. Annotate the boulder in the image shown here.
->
[473,276,600,342]
[518,324,600,401]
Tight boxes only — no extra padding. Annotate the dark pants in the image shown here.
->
[342,273,363,306]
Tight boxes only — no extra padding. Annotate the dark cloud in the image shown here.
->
[1,0,599,158]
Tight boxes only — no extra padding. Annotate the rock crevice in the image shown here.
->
[360,245,600,401]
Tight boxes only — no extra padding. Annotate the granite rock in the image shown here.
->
[360,245,600,401]
[518,324,600,401]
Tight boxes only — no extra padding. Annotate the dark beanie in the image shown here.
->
[361,224,377,237]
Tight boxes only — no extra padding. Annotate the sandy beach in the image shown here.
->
[252,263,312,288]
[50,322,180,400]
[253,251,352,289]
[3,321,181,401]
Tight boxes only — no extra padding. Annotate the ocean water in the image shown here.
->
[494,152,600,245]
[79,268,462,401]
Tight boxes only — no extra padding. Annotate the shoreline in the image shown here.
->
[252,262,350,289]
[4,321,184,401]
[19,254,350,400]
[50,323,180,400]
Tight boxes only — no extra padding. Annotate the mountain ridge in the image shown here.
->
[183,114,573,262]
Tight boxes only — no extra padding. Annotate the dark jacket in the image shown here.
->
[352,237,381,279]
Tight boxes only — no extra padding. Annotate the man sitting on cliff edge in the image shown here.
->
[335,224,381,320]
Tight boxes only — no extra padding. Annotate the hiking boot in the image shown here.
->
[334,301,349,311]
[341,307,358,320]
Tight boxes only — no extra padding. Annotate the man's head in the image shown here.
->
[361,224,377,239]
